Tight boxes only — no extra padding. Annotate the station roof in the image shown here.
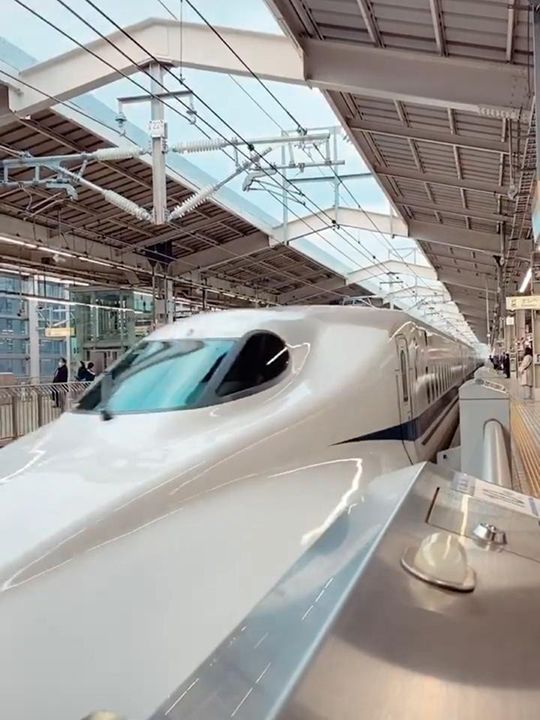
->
[0,5,525,342]
[0,104,365,308]
[264,0,534,340]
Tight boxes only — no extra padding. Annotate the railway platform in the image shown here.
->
[511,389,540,497]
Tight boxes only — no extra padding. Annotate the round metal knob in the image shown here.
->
[473,522,507,545]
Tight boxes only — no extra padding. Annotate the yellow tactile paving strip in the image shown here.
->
[511,400,540,497]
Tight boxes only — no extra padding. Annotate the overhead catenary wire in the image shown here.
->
[9,1,470,329]
[0,12,371,300]
[164,0,475,337]
[24,0,400,288]
[17,0,367,275]
[68,0,412,288]
[151,0,474,336]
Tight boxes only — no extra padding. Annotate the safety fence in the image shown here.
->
[0,382,90,446]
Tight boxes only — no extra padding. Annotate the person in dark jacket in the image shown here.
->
[503,353,510,379]
[85,362,96,381]
[76,361,87,381]
[52,357,68,408]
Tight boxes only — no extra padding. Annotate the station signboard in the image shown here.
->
[45,327,74,338]
[506,295,540,311]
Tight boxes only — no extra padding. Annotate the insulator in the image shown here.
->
[170,138,227,155]
[92,146,143,161]
[103,189,152,222]
[169,185,216,221]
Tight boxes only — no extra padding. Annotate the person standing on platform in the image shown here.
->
[85,362,96,381]
[519,347,534,400]
[503,353,510,379]
[76,361,87,381]
[52,357,68,408]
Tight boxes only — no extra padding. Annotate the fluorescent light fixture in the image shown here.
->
[0,236,37,249]
[519,267,532,293]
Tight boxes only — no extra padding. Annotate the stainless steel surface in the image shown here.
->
[473,522,508,546]
[483,419,512,488]
[429,485,540,563]
[0,381,89,444]
[152,462,540,720]
[400,543,475,592]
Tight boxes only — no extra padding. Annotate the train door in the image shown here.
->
[396,336,413,423]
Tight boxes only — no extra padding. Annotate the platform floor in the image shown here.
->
[511,385,540,497]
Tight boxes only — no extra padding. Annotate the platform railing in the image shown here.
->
[482,419,512,488]
[0,381,90,446]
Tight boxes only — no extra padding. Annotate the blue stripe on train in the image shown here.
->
[337,368,478,445]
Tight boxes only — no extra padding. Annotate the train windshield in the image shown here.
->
[77,338,235,414]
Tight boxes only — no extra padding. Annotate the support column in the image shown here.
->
[149,62,168,225]
[27,298,40,383]
[153,272,174,327]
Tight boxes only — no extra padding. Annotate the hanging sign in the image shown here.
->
[45,327,74,338]
[506,295,540,311]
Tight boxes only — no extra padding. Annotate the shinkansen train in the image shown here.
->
[0,306,479,720]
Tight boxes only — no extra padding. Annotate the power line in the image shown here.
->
[36,0,397,285]
[0,57,365,301]
[75,0,406,282]
[151,0,473,336]
[11,0,463,321]
[154,0,470,335]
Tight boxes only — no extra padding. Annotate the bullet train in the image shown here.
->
[0,306,478,720]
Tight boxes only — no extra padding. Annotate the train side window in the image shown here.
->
[217,332,289,398]
[426,365,431,404]
[400,350,409,403]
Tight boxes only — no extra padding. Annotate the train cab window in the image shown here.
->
[77,338,235,414]
[216,332,289,398]
[399,350,409,403]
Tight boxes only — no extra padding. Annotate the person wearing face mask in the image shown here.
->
[52,357,68,408]
[519,346,534,400]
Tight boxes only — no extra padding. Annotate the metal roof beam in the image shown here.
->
[183,270,277,304]
[398,201,509,223]
[434,258,498,280]
[7,19,304,117]
[276,207,408,242]
[348,119,508,154]
[373,165,507,195]
[3,19,529,120]
[0,212,153,272]
[408,220,502,255]
[438,269,498,293]
[301,38,529,118]
[168,231,272,276]
[279,259,437,304]
[348,260,437,284]
[280,275,346,304]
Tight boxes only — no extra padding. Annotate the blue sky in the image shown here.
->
[0,0,478,341]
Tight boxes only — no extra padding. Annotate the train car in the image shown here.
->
[0,306,478,720]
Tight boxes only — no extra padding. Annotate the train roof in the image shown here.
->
[150,306,474,349]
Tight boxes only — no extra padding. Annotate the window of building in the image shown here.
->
[0,275,21,293]
[0,317,28,335]
[0,357,28,376]
[0,338,27,354]
[217,332,289,398]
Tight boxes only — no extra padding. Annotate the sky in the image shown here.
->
[0,0,478,342]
